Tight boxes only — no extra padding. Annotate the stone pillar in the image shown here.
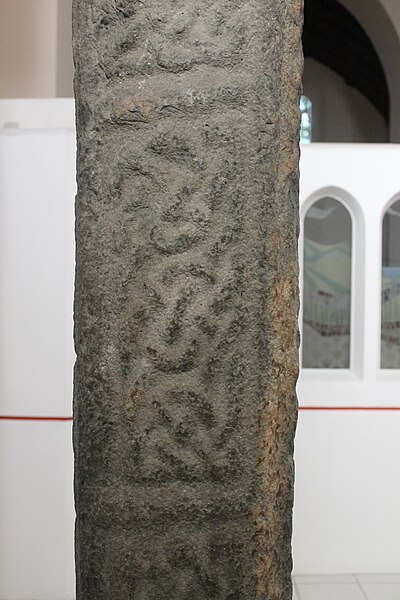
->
[73,1,303,598]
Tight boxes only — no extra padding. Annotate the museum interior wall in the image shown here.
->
[2,0,400,597]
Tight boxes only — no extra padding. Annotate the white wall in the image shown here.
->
[303,58,388,143]
[294,411,400,573]
[0,100,76,600]
[0,422,75,600]
[293,143,400,574]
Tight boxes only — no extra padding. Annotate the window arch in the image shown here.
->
[302,197,352,368]
[381,198,400,368]
[303,0,389,126]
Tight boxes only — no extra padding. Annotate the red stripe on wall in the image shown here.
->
[2,407,400,421]
[0,415,73,421]
[299,406,400,411]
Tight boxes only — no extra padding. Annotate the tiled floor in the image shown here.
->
[292,574,400,600]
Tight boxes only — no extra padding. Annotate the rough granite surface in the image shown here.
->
[73,1,303,598]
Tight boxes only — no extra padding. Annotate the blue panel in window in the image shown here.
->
[300,95,312,144]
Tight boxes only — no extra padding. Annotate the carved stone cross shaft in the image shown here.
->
[73,1,303,597]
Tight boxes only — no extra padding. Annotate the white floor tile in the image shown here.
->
[296,583,365,600]
[360,583,400,600]
[295,574,357,584]
[292,577,301,600]
[357,574,400,583]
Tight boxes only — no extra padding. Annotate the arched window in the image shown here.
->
[300,95,312,144]
[302,197,352,368]
[381,199,400,368]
